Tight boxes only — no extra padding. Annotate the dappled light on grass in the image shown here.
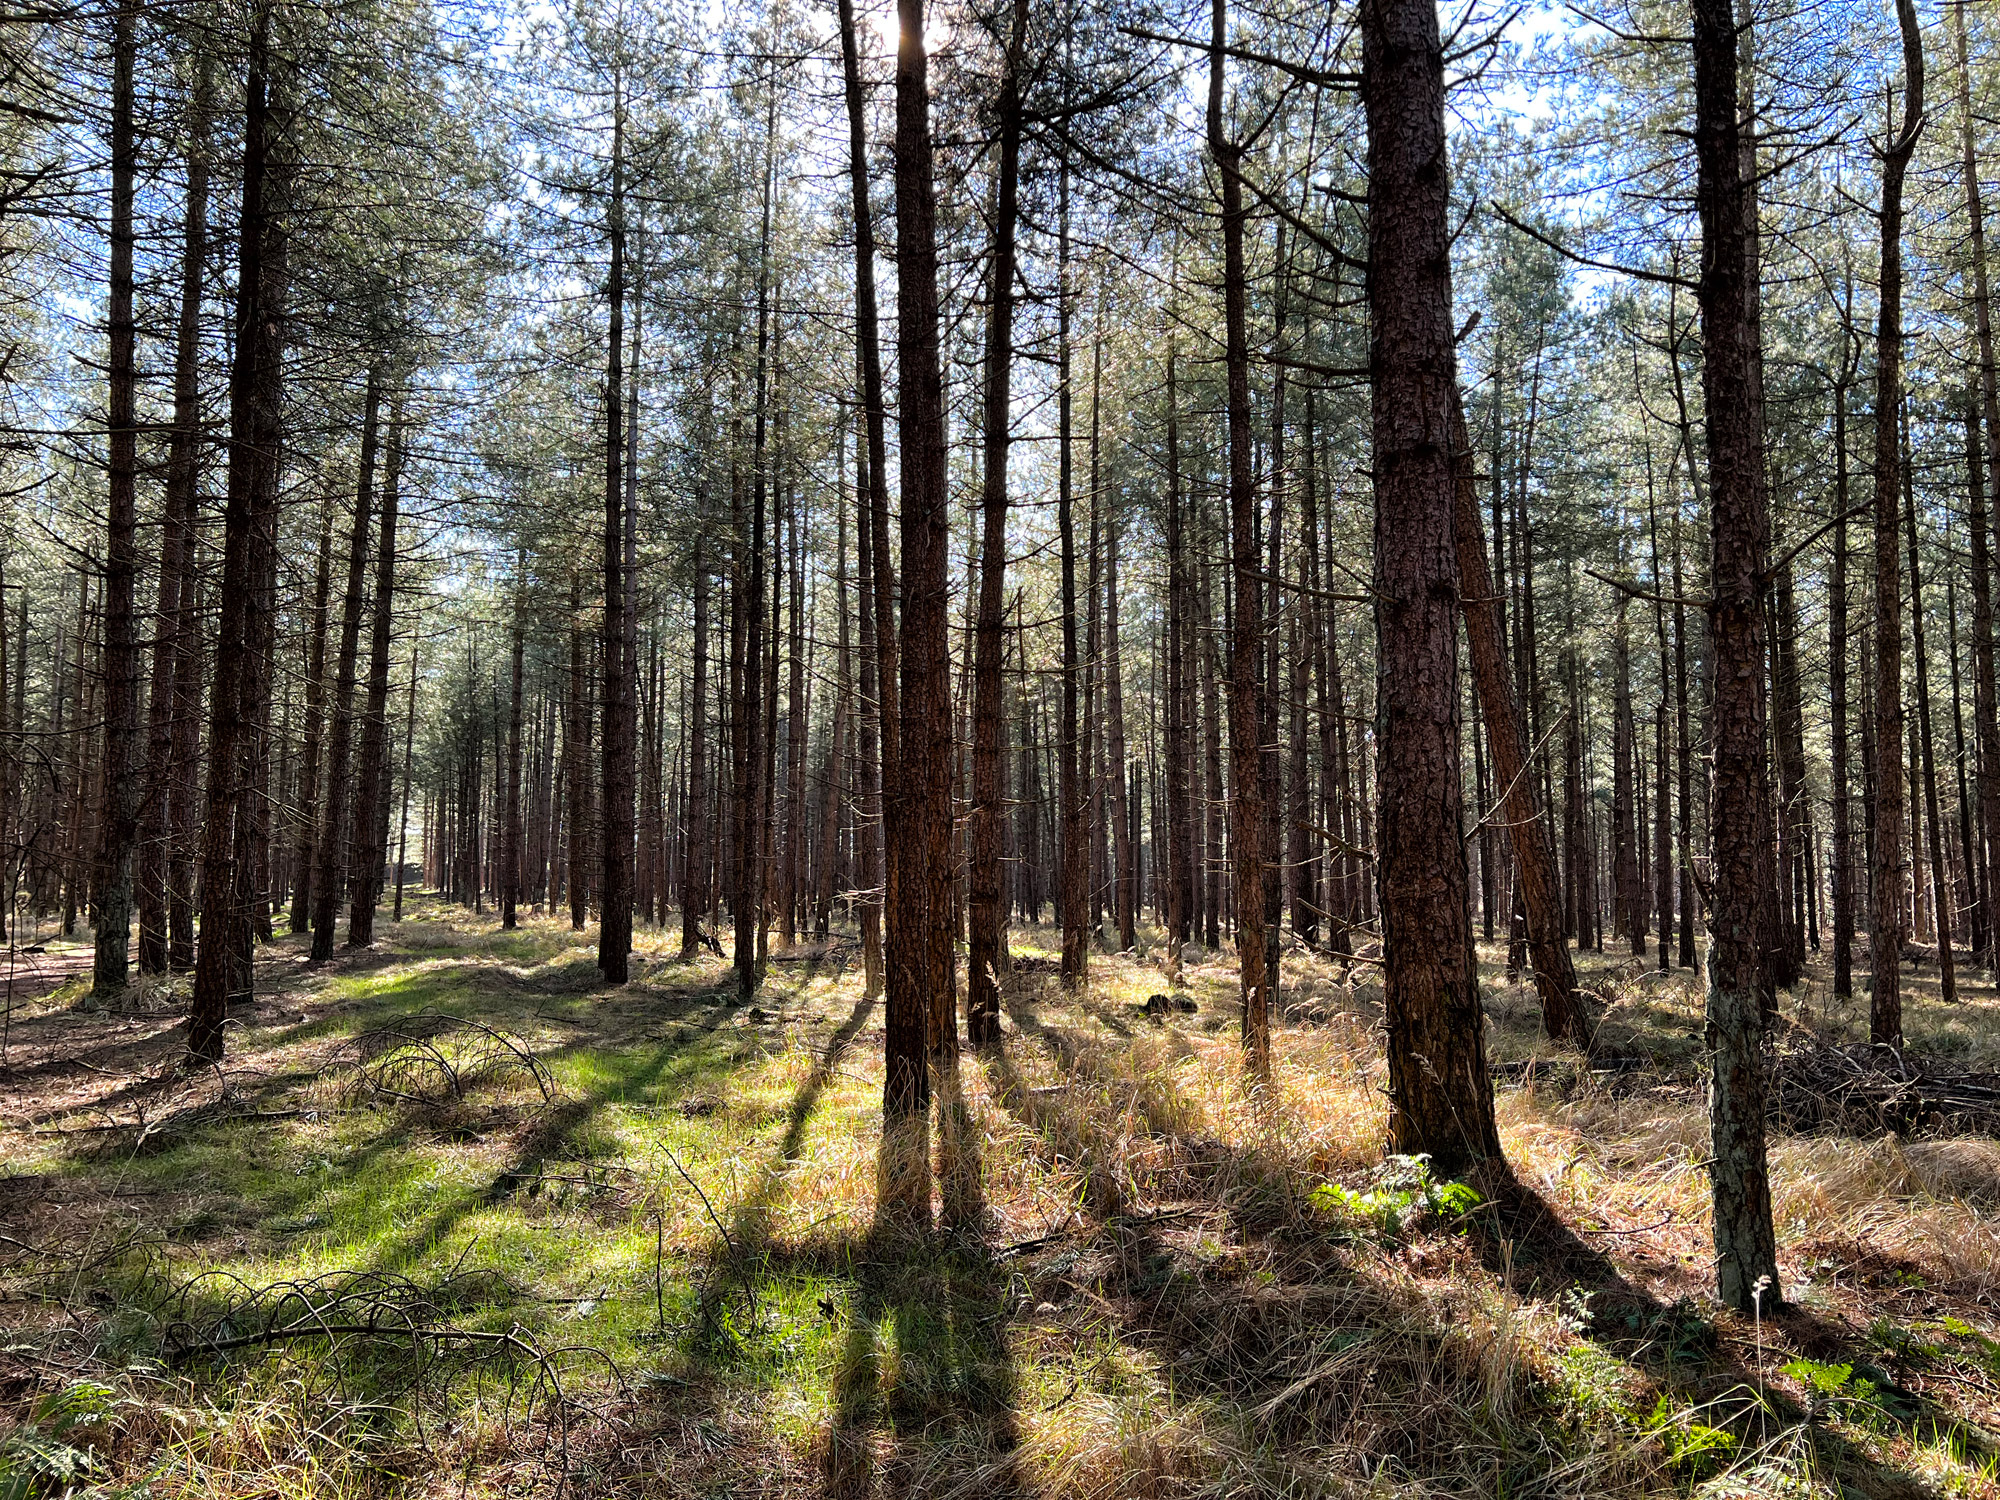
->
[4,909,2000,1495]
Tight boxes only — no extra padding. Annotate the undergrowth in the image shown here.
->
[1,903,1999,1497]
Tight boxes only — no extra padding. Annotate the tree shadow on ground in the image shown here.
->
[608,994,1022,1498]
[1470,1162,1994,1494]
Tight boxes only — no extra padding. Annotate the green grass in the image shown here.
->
[3,902,2000,1498]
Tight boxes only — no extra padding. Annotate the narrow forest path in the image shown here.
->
[4,907,2000,1498]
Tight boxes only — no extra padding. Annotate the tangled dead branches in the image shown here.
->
[334,1013,554,1108]
[1770,1040,2000,1137]
[160,1268,616,1487]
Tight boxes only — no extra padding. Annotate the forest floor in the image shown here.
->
[5,906,2000,1498]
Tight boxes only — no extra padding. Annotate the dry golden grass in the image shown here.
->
[3,912,2000,1498]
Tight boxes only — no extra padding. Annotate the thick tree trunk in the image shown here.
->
[1693,0,1782,1311]
[883,0,949,1214]
[92,0,140,995]
[968,0,1029,1045]
[1871,0,1924,1045]
[140,48,209,973]
[189,17,290,1062]
[1208,0,1270,1074]
[1362,0,1497,1173]
[600,97,634,985]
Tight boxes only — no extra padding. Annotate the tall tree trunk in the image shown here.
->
[1564,653,1587,940]
[1949,579,1981,962]
[1906,412,1956,1002]
[1057,165,1089,987]
[1968,403,2000,976]
[1201,544,1225,950]
[1163,331,1192,974]
[968,0,1029,1046]
[566,570,589,929]
[92,0,140,995]
[1290,386,1322,951]
[683,540,711,957]
[1832,356,1856,1000]
[141,47,209,973]
[1262,227,1288,992]
[287,495,334,937]
[1693,0,1782,1311]
[311,370,378,961]
[884,0,950,1214]
[836,0,898,887]
[1645,462,1675,972]
[1208,0,1270,1074]
[1451,393,1588,1042]
[394,641,418,920]
[818,464,852,941]
[189,14,291,1061]
[1871,1,1924,1045]
[1105,443,1134,954]
[1362,0,1497,1172]
[852,395,885,994]
[782,446,806,951]
[1672,510,1698,970]
[1613,599,1643,956]
[1956,0,2000,970]
[502,557,525,931]
[600,92,634,985]
[243,457,280,954]
[1773,561,1808,983]
[348,402,403,947]
[731,91,777,991]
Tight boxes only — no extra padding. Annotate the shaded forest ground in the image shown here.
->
[5,907,2000,1497]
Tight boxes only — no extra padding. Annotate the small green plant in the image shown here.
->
[1557,1285,1595,1335]
[1780,1356,1907,1430]
[1555,1342,1634,1420]
[1308,1155,1483,1239]
[1781,1357,1853,1404]
[1641,1393,1737,1476]
[0,1381,121,1500]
